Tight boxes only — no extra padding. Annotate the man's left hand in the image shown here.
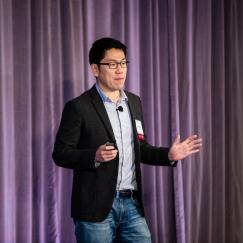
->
[168,134,203,161]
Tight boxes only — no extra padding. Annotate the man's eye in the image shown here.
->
[109,63,116,68]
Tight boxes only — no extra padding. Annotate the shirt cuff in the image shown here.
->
[94,160,100,168]
[170,160,176,165]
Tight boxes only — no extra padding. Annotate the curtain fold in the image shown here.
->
[0,0,242,242]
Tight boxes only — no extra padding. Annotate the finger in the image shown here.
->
[188,149,200,154]
[105,145,115,150]
[191,142,203,149]
[102,149,118,156]
[172,134,180,145]
[185,135,199,144]
[102,152,118,162]
[189,138,202,145]
[104,151,118,157]
[189,139,203,146]
[191,138,203,144]
[101,150,118,158]
[187,143,202,152]
[190,140,203,148]
[99,144,107,151]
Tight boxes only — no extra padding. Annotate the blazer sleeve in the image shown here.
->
[52,101,96,170]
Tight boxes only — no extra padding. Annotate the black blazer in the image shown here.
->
[52,85,175,222]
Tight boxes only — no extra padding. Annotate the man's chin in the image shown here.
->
[112,84,124,91]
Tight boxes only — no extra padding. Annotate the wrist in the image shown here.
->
[168,151,174,161]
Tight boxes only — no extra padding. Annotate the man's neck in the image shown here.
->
[104,90,121,103]
[97,83,121,102]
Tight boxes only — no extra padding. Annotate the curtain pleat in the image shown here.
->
[0,0,242,242]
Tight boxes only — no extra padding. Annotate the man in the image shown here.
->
[52,37,202,243]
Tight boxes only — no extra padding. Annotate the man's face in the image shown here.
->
[91,48,127,92]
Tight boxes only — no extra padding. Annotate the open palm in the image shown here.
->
[168,134,202,161]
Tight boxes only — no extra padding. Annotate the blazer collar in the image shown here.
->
[89,85,116,142]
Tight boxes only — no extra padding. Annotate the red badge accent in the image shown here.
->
[138,134,145,141]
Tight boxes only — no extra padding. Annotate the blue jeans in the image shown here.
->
[75,197,151,243]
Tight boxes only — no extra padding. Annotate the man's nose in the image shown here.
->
[115,64,123,72]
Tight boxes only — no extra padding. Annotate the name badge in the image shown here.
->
[135,120,145,141]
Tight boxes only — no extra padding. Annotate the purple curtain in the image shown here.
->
[0,0,243,242]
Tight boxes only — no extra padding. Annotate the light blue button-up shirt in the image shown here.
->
[96,83,137,190]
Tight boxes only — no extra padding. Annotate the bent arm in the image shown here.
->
[140,141,176,167]
[52,101,96,170]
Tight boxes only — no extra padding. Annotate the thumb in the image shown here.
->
[173,134,180,145]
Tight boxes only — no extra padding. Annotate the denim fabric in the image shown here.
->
[75,197,151,243]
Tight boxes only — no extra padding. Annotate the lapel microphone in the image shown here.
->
[116,106,123,112]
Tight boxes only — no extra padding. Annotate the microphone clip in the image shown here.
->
[116,106,123,112]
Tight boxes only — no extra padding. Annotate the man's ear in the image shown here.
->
[91,64,99,77]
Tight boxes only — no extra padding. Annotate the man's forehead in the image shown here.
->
[103,48,126,60]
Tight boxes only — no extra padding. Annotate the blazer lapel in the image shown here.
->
[126,98,140,161]
[89,85,116,143]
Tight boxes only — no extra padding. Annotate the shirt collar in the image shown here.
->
[95,83,128,103]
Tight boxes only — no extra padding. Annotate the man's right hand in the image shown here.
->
[95,143,118,163]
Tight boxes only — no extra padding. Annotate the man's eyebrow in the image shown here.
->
[102,58,126,62]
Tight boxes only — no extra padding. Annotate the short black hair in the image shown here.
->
[89,37,127,65]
